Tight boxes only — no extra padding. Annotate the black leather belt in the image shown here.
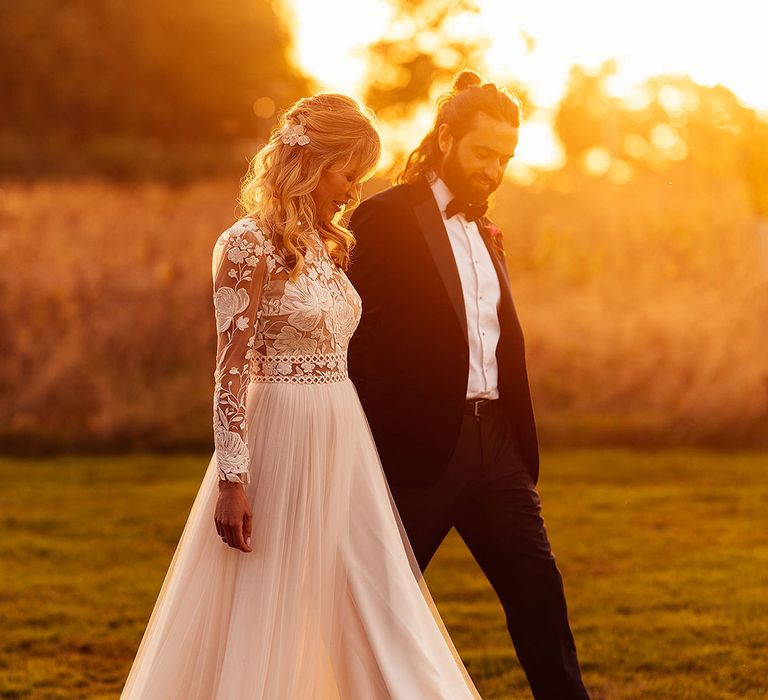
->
[464,398,498,418]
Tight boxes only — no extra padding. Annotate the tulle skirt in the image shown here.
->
[120,378,479,699]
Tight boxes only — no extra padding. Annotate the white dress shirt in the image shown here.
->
[429,176,501,400]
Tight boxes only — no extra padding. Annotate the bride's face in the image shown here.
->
[312,161,361,225]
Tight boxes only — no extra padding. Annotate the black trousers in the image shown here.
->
[390,400,590,700]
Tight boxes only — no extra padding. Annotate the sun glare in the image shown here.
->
[287,0,391,96]
[285,0,768,171]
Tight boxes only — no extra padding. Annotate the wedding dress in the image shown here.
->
[120,217,480,699]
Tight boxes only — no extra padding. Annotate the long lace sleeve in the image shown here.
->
[211,222,269,484]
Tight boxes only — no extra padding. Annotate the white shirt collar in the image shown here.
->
[428,173,454,217]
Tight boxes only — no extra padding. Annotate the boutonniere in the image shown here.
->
[482,219,506,260]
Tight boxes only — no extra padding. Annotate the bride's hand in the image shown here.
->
[215,481,253,552]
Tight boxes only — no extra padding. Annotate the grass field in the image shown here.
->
[0,449,766,699]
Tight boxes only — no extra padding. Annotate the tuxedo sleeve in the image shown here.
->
[348,196,395,321]
[347,196,401,387]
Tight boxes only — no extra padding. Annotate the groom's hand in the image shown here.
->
[215,481,253,553]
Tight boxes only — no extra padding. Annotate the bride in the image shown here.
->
[120,93,480,699]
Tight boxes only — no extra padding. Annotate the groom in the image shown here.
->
[348,71,590,699]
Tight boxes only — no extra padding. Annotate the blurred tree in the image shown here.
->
[741,111,768,219]
[0,0,309,146]
[554,62,768,217]
[362,0,487,121]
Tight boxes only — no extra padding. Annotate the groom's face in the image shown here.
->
[437,112,518,204]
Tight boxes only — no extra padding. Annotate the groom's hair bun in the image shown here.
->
[453,70,483,92]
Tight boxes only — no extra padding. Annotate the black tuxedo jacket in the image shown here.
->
[347,177,539,487]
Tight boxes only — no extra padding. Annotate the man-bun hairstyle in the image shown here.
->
[397,70,521,185]
[454,70,483,91]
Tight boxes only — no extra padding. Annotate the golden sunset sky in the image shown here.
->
[284,0,767,170]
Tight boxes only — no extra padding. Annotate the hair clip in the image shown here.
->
[279,121,310,146]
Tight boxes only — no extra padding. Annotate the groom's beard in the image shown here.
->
[441,147,502,205]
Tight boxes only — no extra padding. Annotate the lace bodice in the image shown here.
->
[211,217,362,483]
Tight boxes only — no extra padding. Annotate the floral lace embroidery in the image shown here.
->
[211,217,361,483]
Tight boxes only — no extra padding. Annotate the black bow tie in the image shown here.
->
[445,198,488,223]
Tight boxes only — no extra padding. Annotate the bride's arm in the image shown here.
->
[211,222,268,485]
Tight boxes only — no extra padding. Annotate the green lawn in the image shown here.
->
[1,450,766,699]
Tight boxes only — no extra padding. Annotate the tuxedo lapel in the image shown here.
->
[477,219,512,297]
[409,179,468,344]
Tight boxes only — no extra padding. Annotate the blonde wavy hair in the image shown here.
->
[239,93,381,278]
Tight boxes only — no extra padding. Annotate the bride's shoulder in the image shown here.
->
[216,215,271,249]
[212,216,281,274]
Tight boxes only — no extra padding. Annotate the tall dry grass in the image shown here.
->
[0,178,241,452]
[0,167,766,452]
[497,165,768,445]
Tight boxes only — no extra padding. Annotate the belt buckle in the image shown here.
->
[473,398,488,417]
